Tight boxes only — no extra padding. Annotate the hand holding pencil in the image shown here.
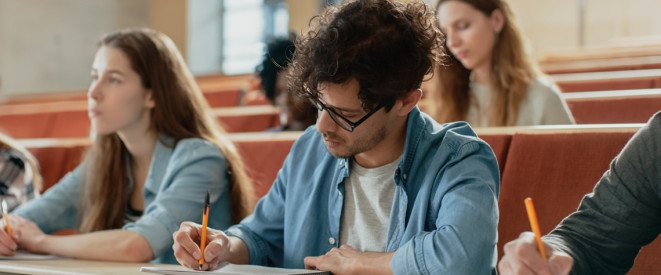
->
[497,197,574,275]
[199,190,210,270]
[0,199,18,256]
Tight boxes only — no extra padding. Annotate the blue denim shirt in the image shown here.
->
[226,107,500,274]
[13,136,231,264]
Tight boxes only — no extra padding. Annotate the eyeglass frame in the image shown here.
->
[308,96,385,133]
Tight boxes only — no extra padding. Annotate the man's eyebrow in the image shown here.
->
[323,102,362,113]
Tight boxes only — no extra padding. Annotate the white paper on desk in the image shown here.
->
[140,262,331,275]
[0,250,60,260]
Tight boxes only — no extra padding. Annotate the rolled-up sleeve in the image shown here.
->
[13,164,84,233]
[226,151,290,266]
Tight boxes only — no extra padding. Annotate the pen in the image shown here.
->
[524,197,547,261]
[199,190,210,270]
[2,199,11,236]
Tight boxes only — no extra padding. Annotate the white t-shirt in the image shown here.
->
[466,77,575,127]
[339,157,399,252]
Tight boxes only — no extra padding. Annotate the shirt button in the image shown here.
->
[403,174,407,180]
[338,190,342,196]
[329,237,336,245]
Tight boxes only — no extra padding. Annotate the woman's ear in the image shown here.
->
[145,89,155,109]
[490,8,505,33]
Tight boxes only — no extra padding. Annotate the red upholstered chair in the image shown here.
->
[558,78,657,93]
[28,147,70,191]
[497,129,650,266]
[0,113,53,138]
[203,89,242,107]
[235,138,296,199]
[214,106,281,133]
[218,114,280,133]
[478,133,512,176]
[63,145,88,176]
[567,94,661,124]
[49,110,90,138]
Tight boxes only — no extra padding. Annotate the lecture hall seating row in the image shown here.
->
[18,123,661,274]
[539,40,661,74]
[0,103,281,138]
[563,89,661,124]
[3,63,661,109]
[0,88,262,108]
[552,69,661,92]
[3,88,661,139]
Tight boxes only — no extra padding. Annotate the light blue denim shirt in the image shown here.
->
[226,107,500,274]
[13,136,231,264]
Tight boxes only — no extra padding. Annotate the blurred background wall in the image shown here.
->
[0,0,659,97]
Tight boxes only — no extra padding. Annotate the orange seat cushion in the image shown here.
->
[497,131,635,262]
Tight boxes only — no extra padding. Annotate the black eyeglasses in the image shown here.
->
[309,98,384,132]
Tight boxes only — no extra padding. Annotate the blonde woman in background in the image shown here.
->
[430,0,574,126]
[0,28,254,263]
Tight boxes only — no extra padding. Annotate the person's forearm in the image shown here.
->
[356,251,394,275]
[34,229,153,262]
[227,236,250,264]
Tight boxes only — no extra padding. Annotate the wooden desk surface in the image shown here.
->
[0,258,179,275]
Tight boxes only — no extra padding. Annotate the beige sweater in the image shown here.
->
[466,77,575,127]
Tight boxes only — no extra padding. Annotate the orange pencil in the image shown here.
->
[2,200,11,236]
[199,191,210,270]
[524,197,547,261]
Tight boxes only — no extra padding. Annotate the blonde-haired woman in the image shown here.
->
[0,133,42,211]
[431,0,574,126]
[0,28,254,264]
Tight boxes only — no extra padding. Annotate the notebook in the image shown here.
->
[140,263,332,275]
[0,250,60,260]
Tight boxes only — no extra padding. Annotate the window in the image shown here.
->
[221,0,289,75]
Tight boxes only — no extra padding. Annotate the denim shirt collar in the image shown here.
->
[127,133,175,195]
[333,106,426,188]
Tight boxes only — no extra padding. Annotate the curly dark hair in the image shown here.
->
[289,0,444,112]
[256,36,296,102]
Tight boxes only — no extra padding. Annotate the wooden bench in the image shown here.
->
[0,104,280,138]
[0,74,256,107]
[551,69,661,92]
[542,55,661,74]
[563,89,661,123]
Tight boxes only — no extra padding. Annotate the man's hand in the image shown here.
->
[499,232,574,275]
[304,244,393,275]
[172,222,232,270]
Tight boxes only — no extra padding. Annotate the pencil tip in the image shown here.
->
[199,264,203,270]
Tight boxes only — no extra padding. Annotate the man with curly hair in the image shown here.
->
[173,0,499,274]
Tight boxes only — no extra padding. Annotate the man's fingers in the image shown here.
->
[173,225,202,260]
[173,241,200,270]
[511,233,554,273]
[204,239,224,263]
[548,252,573,275]
[303,256,319,270]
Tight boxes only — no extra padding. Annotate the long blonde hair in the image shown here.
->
[431,0,542,126]
[0,132,43,192]
[80,28,254,233]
